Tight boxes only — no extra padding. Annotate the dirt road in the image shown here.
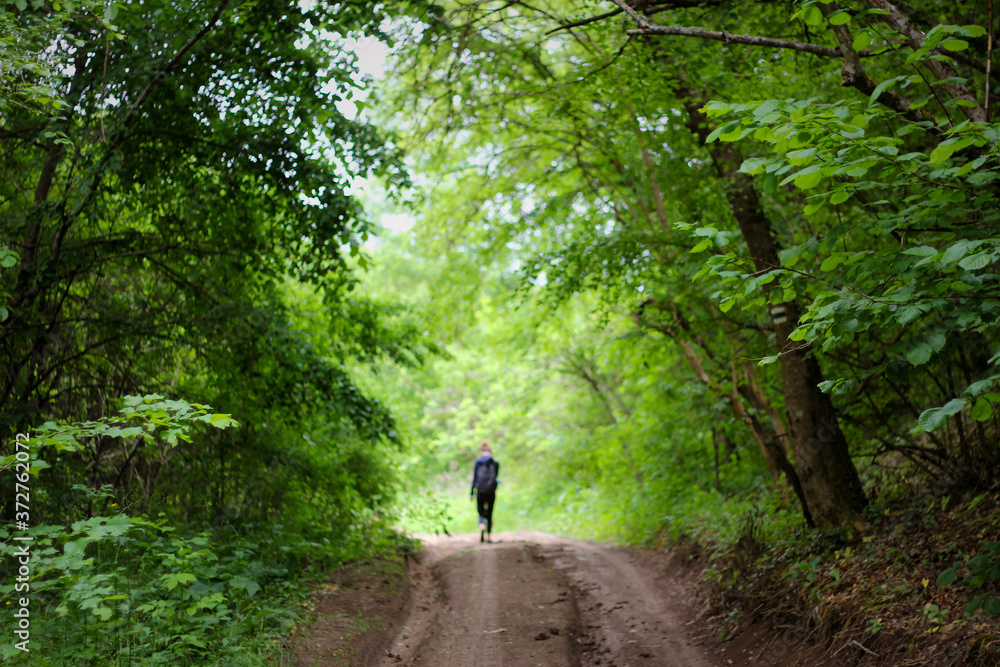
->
[378,531,715,667]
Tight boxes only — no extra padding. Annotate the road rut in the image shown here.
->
[379,531,713,667]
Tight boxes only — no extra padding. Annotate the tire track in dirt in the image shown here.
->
[547,542,711,666]
[379,531,712,667]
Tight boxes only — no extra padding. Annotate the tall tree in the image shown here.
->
[383,0,1000,531]
[0,0,437,525]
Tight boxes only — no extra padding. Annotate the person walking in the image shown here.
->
[470,442,500,543]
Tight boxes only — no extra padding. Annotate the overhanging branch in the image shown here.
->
[626,23,843,57]
[609,0,843,57]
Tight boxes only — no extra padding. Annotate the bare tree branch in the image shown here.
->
[545,9,620,35]
[626,23,845,58]
[609,0,844,57]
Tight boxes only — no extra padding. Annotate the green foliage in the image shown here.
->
[937,539,1000,618]
[0,514,315,665]
[1,0,432,583]
[0,401,270,664]
[0,245,17,322]
[692,88,1000,481]
[0,0,434,436]
[701,99,1000,404]
[0,399,411,664]
[358,235,793,546]
[21,394,234,457]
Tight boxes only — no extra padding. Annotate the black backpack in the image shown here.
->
[475,458,498,494]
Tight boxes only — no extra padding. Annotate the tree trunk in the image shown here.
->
[680,87,868,531]
[632,300,816,526]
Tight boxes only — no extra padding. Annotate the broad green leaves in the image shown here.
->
[936,540,1000,618]
[700,82,1000,435]
[929,136,976,163]
[160,572,198,591]
[19,395,238,456]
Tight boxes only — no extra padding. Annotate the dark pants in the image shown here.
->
[476,491,495,534]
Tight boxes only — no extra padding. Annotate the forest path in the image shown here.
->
[378,531,713,667]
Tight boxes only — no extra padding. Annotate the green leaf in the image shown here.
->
[230,576,261,598]
[820,254,844,272]
[937,568,959,587]
[971,399,993,421]
[210,414,234,429]
[706,120,740,143]
[702,100,731,117]
[960,25,987,38]
[940,39,968,51]
[852,32,871,51]
[929,136,975,163]
[940,398,967,415]
[869,76,905,107]
[80,597,101,610]
[739,157,770,174]
[917,407,949,431]
[752,100,780,118]
[828,10,851,25]
[983,597,1000,617]
[788,147,817,164]
[802,4,823,26]
[690,239,712,253]
[803,200,825,215]
[719,123,745,142]
[161,572,198,590]
[64,539,88,556]
[793,166,824,189]
[959,253,991,271]
[966,594,985,615]
[966,380,998,396]
[830,190,851,205]
[907,341,934,366]
[895,305,923,325]
[941,240,976,265]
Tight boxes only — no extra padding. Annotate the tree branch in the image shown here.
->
[546,8,620,35]
[863,0,986,122]
[128,0,231,118]
[818,2,936,125]
[626,23,844,58]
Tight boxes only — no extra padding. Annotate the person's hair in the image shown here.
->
[480,442,491,454]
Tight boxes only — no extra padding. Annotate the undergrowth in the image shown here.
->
[0,508,409,666]
[694,483,1000,666]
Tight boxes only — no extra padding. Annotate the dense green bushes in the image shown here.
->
[0,395,409,664]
